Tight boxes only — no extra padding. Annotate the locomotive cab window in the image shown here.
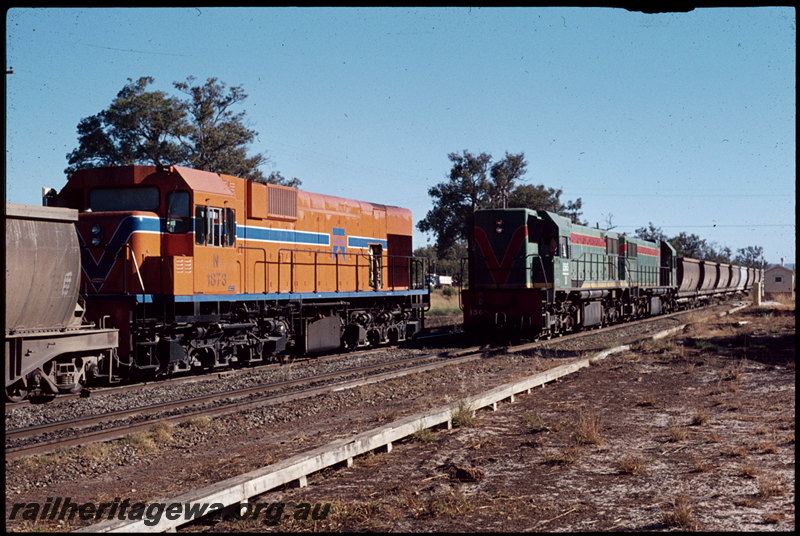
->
[195,206,235,247]
[560,236,569,258]
[165,191,190,233]
[628,243,638,257]
[544,235,558,256]
[89,187,159,212]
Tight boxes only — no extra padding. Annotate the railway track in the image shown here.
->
[3,335,453,410]
[5,302,739,461]
[5,347,480,460]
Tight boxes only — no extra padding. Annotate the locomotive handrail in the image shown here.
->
[78,243,143,296]
[275,248,425,294]
[129,246,146,293]
[525,253,549,288]
[237,246,268,294]
[465,251,530,289]
[573,252,617,282]
[619,256,660,287]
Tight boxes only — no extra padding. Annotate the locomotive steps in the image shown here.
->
[78,302,750,533]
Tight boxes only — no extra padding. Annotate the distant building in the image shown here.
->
[764,260,794,298]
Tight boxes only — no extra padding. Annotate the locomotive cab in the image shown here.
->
[527,211,560,289]
[51,165,240,298]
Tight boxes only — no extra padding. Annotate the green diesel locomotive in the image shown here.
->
[462,208,751,339]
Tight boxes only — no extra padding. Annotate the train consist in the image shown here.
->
[4,169,764,402]
[5,165,429,401]
[462,208,761,338]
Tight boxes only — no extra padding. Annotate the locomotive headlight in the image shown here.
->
[495,219,503,234]
[90,223,103,245]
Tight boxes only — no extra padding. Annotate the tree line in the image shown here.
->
[67,77,763,271]
[634,223,764,268]
[65,76,299,187]
[414,151,764,275]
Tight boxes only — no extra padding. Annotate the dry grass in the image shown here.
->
[375,410,399,424]
[660,493,696,529]
[754,441,779,454]
[521,411,548,433]
[123,432,157,452]
[183,416,213,429]
[122,422,175,452]
[450,400,476,428]
[771,293,796,307]
[757,475,786,498]
[412,424,438,443]
[573,409,603,446]
[150,422,175,443]
[739,464,760,479]
[722,444,748,458]
[617,455,647,475]
[634,338,675,354]
[544,445,582,466]
[704,378,739,396]
[690,456,712,473]
[690,410,710,426]
[722,365,744,382]
[428,289,461,316]
[667,426,688,442]
[762,512,785,524]
[426,490,474,518]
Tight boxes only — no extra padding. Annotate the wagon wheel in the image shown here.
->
[5,381,29,403]
[65,379,85,395]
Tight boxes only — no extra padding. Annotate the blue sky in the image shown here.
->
[5,7,796,265]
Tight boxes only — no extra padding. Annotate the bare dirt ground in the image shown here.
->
[198,302,795,533]
[5,301,794,532]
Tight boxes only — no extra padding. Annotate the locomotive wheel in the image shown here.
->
[5,381,29,403]
[342,324,361,351]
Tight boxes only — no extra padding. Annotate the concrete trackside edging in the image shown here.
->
[77,306,744,533]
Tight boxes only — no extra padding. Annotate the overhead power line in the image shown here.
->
[618,223,794,229]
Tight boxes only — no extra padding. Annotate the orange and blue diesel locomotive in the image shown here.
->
[461,208,760,338]
[42,164,429,378]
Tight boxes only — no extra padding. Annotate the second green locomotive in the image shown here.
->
[461,208,747,338]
